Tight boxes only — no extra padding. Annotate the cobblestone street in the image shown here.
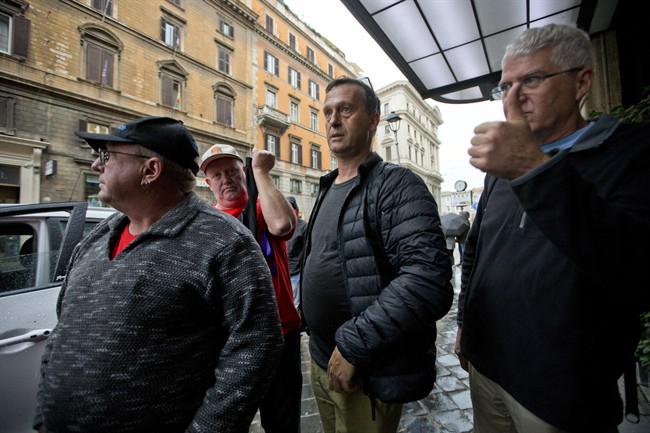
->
[250,266,650,433]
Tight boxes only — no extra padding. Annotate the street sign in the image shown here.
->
[451,191,471,207]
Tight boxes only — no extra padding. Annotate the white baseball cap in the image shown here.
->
[200,144,244,174]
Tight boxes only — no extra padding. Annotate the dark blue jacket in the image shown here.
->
[304,152,453,402]
[459,116,650,431]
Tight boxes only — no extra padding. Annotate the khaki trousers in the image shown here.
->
[469,364,619,433]
[310,357,403,433]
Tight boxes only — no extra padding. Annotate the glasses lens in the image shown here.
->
[491,86,503,100]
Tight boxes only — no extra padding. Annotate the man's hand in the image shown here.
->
[455,325,469,372]
[327,347,359,395]
[251,149,275,176]
[469,87,549,180]
[251,148,296,236]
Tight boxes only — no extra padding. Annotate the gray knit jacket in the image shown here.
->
[34,192,284,433]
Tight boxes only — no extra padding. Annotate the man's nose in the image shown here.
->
[328,111,341,126]
[91,157,103,172]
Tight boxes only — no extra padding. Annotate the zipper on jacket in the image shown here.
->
[519,211,527,229]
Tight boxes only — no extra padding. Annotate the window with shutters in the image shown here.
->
[161,17,182,50]
[220,20,234,39]
[91,0,113,16]
[290,99,299,123]
[0,13,9,54]
[0,6,30,59]
[308,80,319,100]
[159,61,187,110]
[217,46,231,74]
[86,42,114,87]
[265,14,274,33]
[264,51,279,76]
[290,138,302,165]
[328,63,334,78]
[310,144,322,169]
[0,96,15,135]
[265,133,280,158]
[161,74,183,109]
[310,110,318,132]
[80,26,121,89]
[306,47,315,63]
[265,88,277,109]
[214,84,234,127]
[288,32,297,50]
[288,67,300,89]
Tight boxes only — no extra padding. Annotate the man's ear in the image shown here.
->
[141,157,163,185]
[368,113,381,135]
[576,68,594,102]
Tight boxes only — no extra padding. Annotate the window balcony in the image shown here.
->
[257,105,289,134]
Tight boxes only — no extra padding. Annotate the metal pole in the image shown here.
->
[393,130,400,165]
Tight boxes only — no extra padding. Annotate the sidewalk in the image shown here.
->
[250,266,650,432]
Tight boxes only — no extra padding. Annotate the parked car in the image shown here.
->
[0,202,115,433]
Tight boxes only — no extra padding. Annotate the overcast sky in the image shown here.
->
[283,0,505,191]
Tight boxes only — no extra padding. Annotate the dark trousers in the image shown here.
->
[260,328,303,433]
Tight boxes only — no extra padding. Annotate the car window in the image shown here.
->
[0,203,110,296]
[0,224,40,293]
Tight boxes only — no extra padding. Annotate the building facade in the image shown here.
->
[0,0,358,215]
[375,81,445,205]
[251,0,359,215]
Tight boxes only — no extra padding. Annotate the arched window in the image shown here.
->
[79,25,122,88]
[213,84,235,127]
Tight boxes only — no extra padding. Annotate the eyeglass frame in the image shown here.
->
[491,67,583,100]
[98,149,151,165]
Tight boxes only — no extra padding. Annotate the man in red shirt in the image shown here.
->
[201,144,302,433]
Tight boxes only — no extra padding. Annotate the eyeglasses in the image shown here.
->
[357,76,374,91]
[98,149,150,165]
[491,67,583,100]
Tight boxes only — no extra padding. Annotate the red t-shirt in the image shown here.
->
[110,223,137,260]
[217,201,301,335]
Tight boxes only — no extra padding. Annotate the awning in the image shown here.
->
[341,0,619,103]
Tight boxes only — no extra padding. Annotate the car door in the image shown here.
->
[0,202,88,433]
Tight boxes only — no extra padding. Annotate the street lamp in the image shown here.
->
[386,111,401,165]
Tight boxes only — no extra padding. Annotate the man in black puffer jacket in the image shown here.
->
[301,77,453,433]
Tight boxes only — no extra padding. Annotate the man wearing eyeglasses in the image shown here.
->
[456,24,649,432]
[34,116,283,433]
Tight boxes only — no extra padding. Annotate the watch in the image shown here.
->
[454,180,467,192]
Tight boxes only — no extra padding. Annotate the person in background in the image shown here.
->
[34,116,283,433]
[456,211,470,266]
[201,144,302,433]
[445,234,456,266]
[456,24,649,432]
[286,195,307,311]
[301,77,453,433]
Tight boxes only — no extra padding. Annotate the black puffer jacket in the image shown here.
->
[304,152,453,402]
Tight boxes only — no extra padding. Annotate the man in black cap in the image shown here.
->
[34,116,284,433]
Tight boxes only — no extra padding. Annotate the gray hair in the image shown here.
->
[503,24,593,70]
[138,145,197,193]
